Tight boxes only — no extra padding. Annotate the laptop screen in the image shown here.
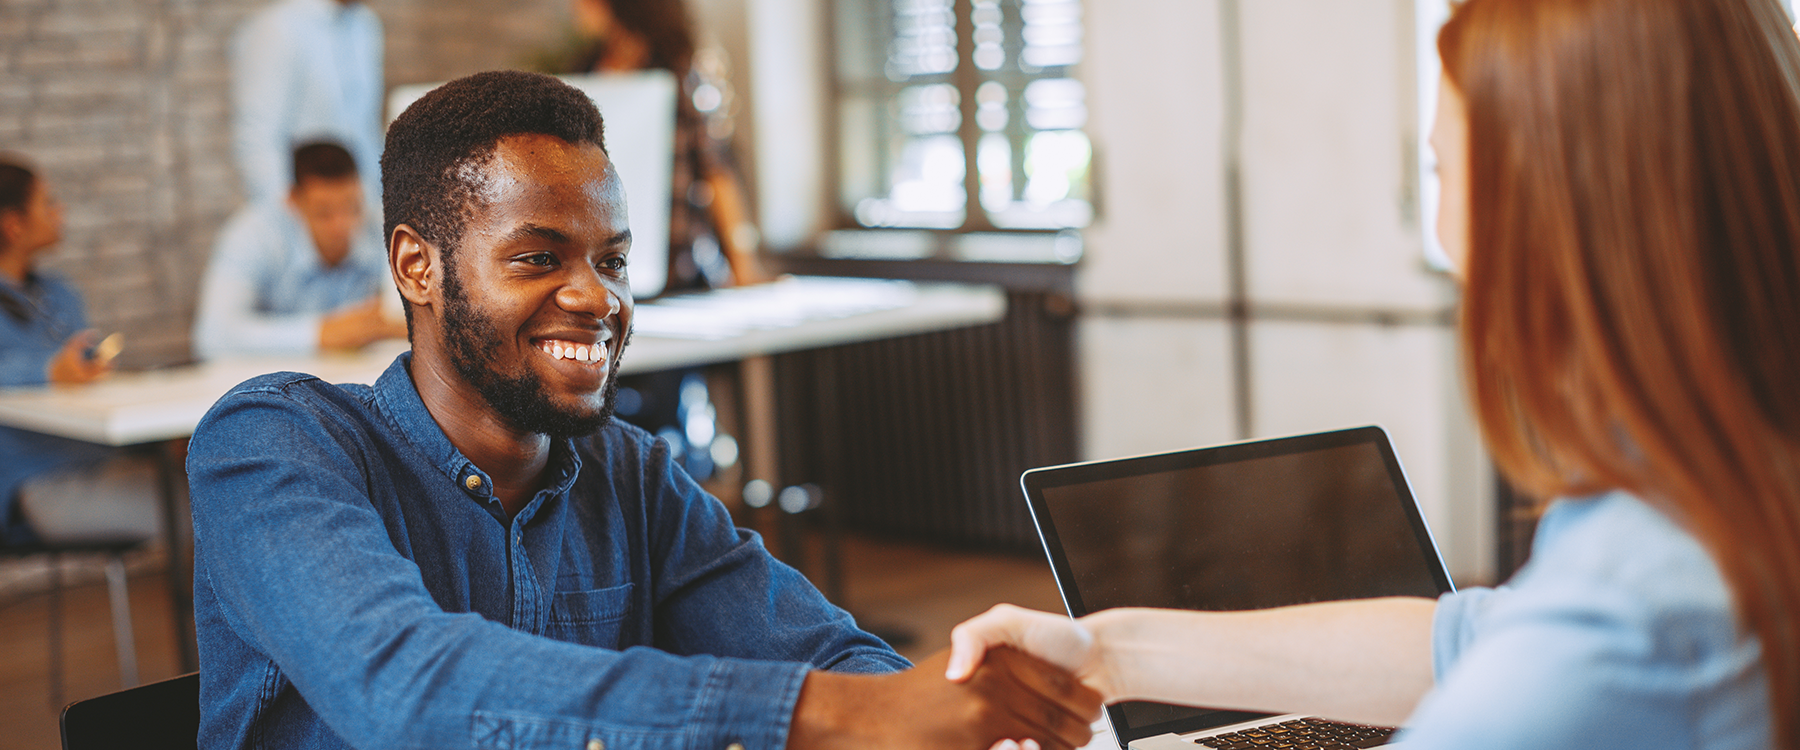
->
[1021,426,1454,743]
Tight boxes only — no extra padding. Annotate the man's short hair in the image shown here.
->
[381,70,607,260]
[292,141,359,187]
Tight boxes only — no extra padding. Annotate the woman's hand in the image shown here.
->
[946,604,1115,699]
[47,329,112,384]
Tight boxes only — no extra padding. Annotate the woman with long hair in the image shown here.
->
[947,0,1798,746]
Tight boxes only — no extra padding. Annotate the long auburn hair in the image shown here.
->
[1441,0,1800,745]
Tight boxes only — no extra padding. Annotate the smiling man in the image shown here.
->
[186,71,1099,750]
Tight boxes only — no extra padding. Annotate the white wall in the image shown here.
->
[721,0,1494,584]
[1074,0,1491,583]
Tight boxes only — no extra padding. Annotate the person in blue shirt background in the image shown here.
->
[231,0,384,214]
[946,0,1799,748]
[0,156,158,547]
[192,140,404,360]
[186,71,1101,750]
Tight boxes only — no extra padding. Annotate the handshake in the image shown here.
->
[789,605,1111,750]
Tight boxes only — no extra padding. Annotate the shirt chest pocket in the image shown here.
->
[546,583,634,648]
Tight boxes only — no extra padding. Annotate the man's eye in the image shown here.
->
[600,257,627,271]
[524,253,557,267]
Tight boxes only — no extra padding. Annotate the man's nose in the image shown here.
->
[556,265,622,319]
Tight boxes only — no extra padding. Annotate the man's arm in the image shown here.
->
[627,428,906,673]
[619,429,1103,748]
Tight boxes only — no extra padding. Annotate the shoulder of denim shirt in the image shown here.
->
[200,370,379,423]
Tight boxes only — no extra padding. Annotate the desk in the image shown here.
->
[0,276,1004,670]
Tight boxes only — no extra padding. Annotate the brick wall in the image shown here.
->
[0,0,567,367]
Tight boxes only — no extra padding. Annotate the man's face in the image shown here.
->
[290,175,364,268]
[436,133,633,438]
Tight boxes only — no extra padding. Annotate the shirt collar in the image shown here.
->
[371,352,585,515]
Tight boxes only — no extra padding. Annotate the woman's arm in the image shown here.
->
[949,598,1437,727]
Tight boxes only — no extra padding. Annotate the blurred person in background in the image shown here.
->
[947,0,1800,748]
[232,0,384,215]
[568,0,765,291]
[564,0,771,482]
[193,141,403,360]
[0,156,158,547]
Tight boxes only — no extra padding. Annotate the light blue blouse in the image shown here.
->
[1399,491,1770,748]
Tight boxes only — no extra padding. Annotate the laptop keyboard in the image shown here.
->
[1193,717,1396,749]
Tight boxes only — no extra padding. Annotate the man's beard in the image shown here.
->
[440,262,620,439]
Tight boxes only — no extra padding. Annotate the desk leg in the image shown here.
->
[810,349,845,606]
[739,355,781,544]
[156,440,197,672]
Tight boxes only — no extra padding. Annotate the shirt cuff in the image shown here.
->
[691,656,811,750]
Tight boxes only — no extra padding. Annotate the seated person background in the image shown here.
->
[192,140,403,360]
[186,71,1100,750]
[0,156,158,546]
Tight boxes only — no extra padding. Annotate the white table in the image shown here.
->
[0,277,1003,446]
[0,276,1005,670]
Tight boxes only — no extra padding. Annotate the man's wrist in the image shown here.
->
[787,670,859,750]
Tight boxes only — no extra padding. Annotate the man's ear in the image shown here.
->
[390,224,437,311]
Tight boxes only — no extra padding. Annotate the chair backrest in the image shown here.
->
[61,672,199,750]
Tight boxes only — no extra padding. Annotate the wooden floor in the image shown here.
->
[0,532,1065,750]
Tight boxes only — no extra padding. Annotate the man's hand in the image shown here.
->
[47,329,113,385]
[788,647,1101,750]
[318,297,406,352]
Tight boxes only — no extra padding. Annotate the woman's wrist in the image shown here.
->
[1078,608,1140,701]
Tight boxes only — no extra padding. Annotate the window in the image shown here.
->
[831,0,1093,242]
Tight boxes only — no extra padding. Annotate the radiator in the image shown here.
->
[773,289,1079,551]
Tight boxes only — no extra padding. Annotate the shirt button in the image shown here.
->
[725,744,745,750]
[465,475,482,491]
[586,740,604,750]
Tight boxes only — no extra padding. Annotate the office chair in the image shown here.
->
[0,535,148,707]
[60,671,199,750]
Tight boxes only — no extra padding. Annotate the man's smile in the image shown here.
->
[534,336,611,365]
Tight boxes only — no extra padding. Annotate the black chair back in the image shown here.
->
[60,672,199,750]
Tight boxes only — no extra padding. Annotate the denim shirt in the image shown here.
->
[0,272,109,543]
[192,200,388,360]
[188,353,908,750]
[1398,491,1770,749]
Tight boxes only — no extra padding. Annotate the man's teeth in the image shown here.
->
[541,340,607,363]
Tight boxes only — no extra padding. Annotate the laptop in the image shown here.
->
[1019,425,1455,750]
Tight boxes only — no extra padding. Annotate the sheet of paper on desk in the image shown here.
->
[631,276,920,340]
